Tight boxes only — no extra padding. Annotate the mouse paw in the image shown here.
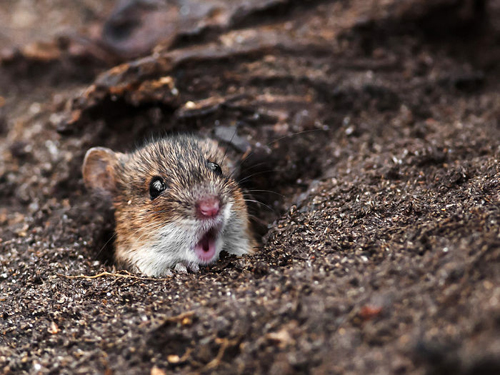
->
[188,263,199,273]
[173,262,199,273]
[164,269,173,277]
[174,263,188,274]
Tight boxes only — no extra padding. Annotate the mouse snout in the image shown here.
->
[196,196,220,219]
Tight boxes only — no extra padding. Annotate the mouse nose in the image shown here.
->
[196,196,220,219]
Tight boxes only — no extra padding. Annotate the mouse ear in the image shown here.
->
[82,147,122,199]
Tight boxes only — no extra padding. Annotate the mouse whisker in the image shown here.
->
[237,170,276,185]
[243,198,277,214]
[230,160,276,183]
[220,127,238,167]
[236,161,273,175]
[245,212,266,223]
[95,231,118,261]
[243,189,285,198]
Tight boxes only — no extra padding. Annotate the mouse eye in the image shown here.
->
[207,162,222,176]
[149,176,166,199]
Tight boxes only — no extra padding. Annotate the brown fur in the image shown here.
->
[83,135,256,274]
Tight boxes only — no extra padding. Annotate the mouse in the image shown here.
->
[82,134,256,276]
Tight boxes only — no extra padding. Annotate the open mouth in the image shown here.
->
[194,228,218,262]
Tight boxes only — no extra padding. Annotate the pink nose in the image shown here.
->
[197,197,220,218]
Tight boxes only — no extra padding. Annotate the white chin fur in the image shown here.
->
[129,202,250,277]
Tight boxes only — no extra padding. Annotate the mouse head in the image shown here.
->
[82,135,255,276]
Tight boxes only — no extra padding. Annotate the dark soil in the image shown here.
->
[2,0,500,374]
